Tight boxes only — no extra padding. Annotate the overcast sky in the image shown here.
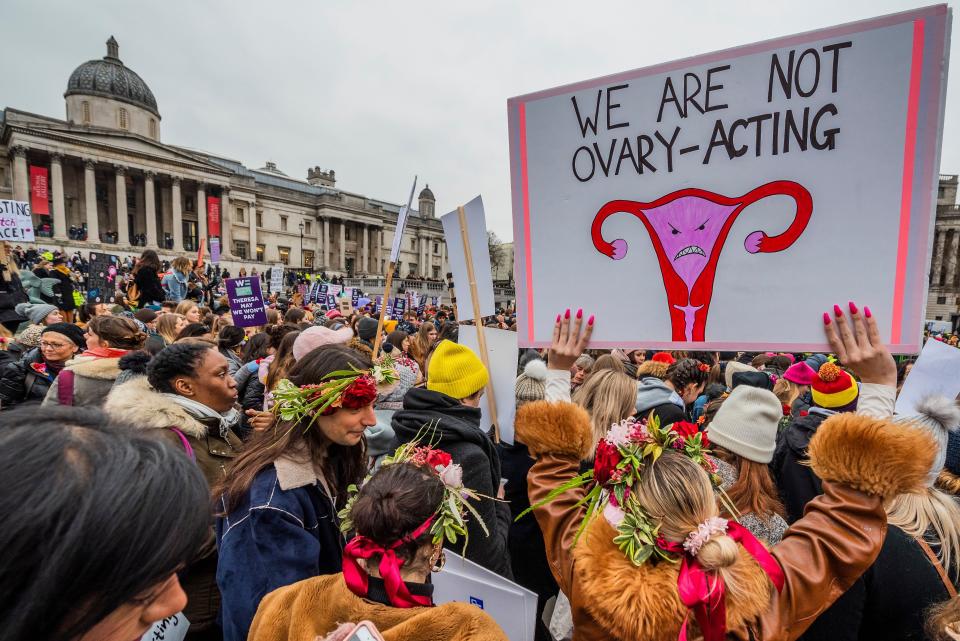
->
[3,0,956,240]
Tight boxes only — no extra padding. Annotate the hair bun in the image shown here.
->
[695,534,739,571]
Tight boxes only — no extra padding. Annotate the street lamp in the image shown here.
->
[298,220,305,269]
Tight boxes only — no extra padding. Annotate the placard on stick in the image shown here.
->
[226,277,267,327]
[508,6,950,353]
[460,326,519,444]
[0,200,34,242]
[86,252,119,303]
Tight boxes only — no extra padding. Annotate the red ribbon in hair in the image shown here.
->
[342,515,436,608]
[657,521,785,641]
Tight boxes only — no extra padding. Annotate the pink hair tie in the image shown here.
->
[683,516,728,556]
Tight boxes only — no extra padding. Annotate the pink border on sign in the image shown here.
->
[891,19,926,345]
[511,5,946,352]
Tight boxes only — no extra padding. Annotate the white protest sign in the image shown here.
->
[433,550,538,641]
[441,196,496,321]
[327,283,343,297]
[0,200,34,242]
[895,338,960,416]
[270,264,284,293]
[460,326,519,444]
[139,613,189,641]
[390,175,418,263]
[508,7,950,354]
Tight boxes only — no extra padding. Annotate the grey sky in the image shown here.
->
[3,0,956,241]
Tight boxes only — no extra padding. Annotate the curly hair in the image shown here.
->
[146,342,215,393]
[665,358,709,390]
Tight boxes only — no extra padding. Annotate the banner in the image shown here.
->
[393,297,407,316]
[270,264,284,293]
[390,176,418,263]
[29,166,49,216]
[87,252,119,304]
[351,287,360,307]
[0,200,34,241]
[226,277,267,327]
[210,237,221,264]
[326,293,336,308]
[207,196,221,238]
[508,6,950,354]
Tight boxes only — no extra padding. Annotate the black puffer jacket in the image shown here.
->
[391,387,513,579]
[0,348,59,408]
[0,269,29,330]
[771,408,832,523]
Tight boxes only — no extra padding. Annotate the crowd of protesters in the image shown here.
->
[1,240,959,641]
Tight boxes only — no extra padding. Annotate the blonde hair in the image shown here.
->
[171,256,192,272]
[636,452,741,587]
[175,300,198,318]
[773,378,803,407]
[572,369,637,460]
[887,488,960,576]
[156,313,185,344]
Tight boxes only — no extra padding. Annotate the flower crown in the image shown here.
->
[272,357,399,430]
[520,415,735,567]
[339,430,490,549]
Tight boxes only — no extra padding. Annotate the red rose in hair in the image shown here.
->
[426,449,453,469]
[671,421,700,440]
[593,439,622,486]
[341,375,377,409]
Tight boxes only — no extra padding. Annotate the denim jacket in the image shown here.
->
[161,270,188,302]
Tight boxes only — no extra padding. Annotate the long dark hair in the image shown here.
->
[133,249,161,275]
[216,344,370,513]
[241,332,271,363]
[0,406,208,641]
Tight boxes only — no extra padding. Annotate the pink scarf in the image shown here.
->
[82,347,129,359]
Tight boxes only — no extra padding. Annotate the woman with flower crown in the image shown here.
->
[246,442,509,641]
[215,344,397,641]
[517,305,938,641]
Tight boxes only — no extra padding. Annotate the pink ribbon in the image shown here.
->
[659,522,785,641]
[342,515,435,609]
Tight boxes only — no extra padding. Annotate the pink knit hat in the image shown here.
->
[325,309,343,320]
[783,361,816,386]
[293,325,354,361]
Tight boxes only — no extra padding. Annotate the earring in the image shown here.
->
[431,548,446,573]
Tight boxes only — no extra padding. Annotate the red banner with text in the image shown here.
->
[29,166,49,215]
[207,196,221,237]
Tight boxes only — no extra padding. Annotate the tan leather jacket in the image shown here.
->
[516,401,935,641]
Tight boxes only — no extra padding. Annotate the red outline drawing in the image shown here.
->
[591,181,812,341]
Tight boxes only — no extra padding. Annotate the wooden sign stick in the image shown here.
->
[372,261,395,357]
[457,205,500,443]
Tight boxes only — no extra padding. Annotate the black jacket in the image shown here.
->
[801,525,959,641]
[0,348,57,408]
[391,387,513,579]
[134,267,167,306]
[237,363,265,440]
[771,408,832,523]
[0,270,29,328]
[49,267,76,311]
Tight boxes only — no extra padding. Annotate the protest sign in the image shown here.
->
[210,237,221,264]
[86,252,119,303]
[895,338,960,415]
[269,264,284,293]
[326,293,336,308]
[460,326,519,443]
[0,200,34,242]
[226,277,267,327]
[327,283,343,298]
[392,297,406,316]
[508,6,950,353]
[351,287,360,307]
[390,176,418,263]
[441,196,496,322]
[434,551,537,641]
[140,613,189,641]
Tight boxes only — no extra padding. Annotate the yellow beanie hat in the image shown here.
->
[427,340,489,400]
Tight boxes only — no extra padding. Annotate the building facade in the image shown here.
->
[926,174,960,326]
[0,37,448,278]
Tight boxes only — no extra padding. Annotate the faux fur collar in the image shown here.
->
[65,355,122,380]
[104,376,208,439]
[572,516,773,641]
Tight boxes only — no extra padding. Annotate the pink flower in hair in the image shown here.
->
[683,516,728,556]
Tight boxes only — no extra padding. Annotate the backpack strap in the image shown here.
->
[57,369,75,406]
[915,536,959,598]
[167,427,196,462]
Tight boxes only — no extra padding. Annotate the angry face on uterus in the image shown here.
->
[590,181,811,342]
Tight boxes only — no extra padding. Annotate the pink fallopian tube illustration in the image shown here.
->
[590,181,812,342]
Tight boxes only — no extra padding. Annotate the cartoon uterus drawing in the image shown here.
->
[591,181,811,342]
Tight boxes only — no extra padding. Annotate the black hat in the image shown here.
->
[41,322,86,349]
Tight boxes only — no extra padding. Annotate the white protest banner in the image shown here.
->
[441,196,496,321]
[895,338,960,416]
[270,264,283,293]
[433,551,538,641]
[508,6,950,353]
[327,283,343,298]
[139,613,189,641]
[460,326,519,443]
[0,200,34,242]
[390,176,418,263]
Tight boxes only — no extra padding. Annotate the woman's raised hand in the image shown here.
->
[547,308,594,371]
[822,302,897,386]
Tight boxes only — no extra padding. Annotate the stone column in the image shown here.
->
[197,183,208,246]
[947,228,960,287]
[221,188,232,257]
[339,221,346,271]
[419,234,427,277]
[144,171,158,248]
[11,146,28,202]
[248,202,258,257]
[323,217,330,268]
[441,240,447,275]
[114,166,129,246]
[375,226,383,274]
[171,177,183,252]
[50,154,67,240]
[362,224,369,274]
[83,159,100,243]
[934,229,948,285]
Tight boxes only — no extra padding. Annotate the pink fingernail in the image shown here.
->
[823,312,831,326]
[565,309,570,319]
[833,305,843,317]
[576,308,583,319]
[864,306,872,318]
[588,315,594,326]
[848,301,858,314]
[556,314,561,323]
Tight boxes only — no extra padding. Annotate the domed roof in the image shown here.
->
[65,37,159,118]
[419,184,435,201]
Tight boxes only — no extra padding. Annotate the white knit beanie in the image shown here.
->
[723,361,757,390]
[707,385,781,463]
[894,395,960,486]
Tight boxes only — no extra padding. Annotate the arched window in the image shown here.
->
[82,101,90,124]
[119,108,128,130]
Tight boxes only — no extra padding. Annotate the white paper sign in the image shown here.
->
[0,200,34,242]
[434,550,537,641]
[390,176,418,263]
[270,264,284,293]
[441,196,496,321]
[139,613,189,641]
[508,7,950,354]
[459,326,519,444]
[895,338,960,416]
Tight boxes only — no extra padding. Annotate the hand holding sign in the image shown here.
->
[547,308,594,372]
[822,301,896,386]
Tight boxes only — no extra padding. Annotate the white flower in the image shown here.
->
[603,500,626,527]
[438,463,464,489]
[605,419,635,447]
